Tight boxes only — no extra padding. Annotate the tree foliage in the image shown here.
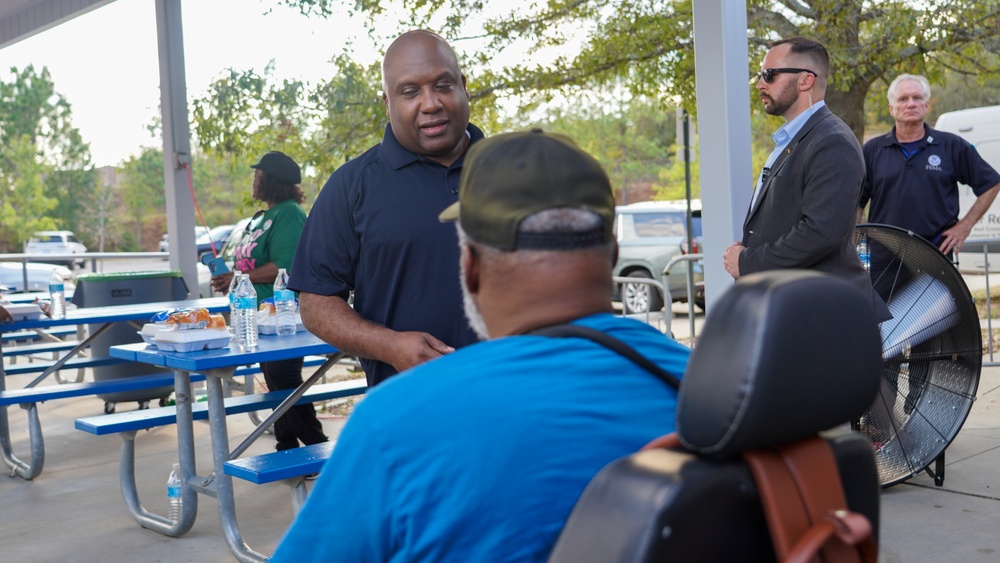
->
[0,65,95,251]
[189,53,508,202]
[521,92,681,203]
[275,0,1000,143]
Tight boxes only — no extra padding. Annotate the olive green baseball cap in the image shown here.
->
[439,129,615,250]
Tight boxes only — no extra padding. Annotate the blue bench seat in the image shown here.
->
[230,354,329,378]
[0,372,199,407]
[2,326,78,343]
[2,356,124,378]
[225,441,335,484]
[75,378,367,435]
[2,340,84,358]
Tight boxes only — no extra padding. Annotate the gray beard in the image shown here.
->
[459,260,490,340]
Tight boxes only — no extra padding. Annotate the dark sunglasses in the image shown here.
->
[753,67,817,84]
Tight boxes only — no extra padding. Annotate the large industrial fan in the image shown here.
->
[853,224,982,487]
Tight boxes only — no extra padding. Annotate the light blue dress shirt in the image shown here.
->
[750,100,827,209]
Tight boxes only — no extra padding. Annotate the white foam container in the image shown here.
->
[4,303,44,322]
[149,327,231,352]
[257,312,305,335]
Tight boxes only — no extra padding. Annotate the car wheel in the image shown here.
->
[694,286,706,312]
[622,270,664,314]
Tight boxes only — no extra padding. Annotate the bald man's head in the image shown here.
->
[381,30,471,166]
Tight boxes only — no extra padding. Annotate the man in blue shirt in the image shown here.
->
[271,130,689,562]
[858,73,1000,255]
[288,30,482,387]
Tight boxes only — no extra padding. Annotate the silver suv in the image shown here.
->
[23,230,87,268]
[612,201,704,314]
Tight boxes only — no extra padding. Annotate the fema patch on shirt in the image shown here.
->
[262,219,273,231]
[926,154,943,171]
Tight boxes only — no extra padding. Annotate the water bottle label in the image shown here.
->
[275,289,295,302]
[167,484,181,497]
[49,283,64,292]
[235,296,257,309]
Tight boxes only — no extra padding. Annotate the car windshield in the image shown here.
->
[619,210,702,239]
[634,213,686,237]
[195,227,232,244]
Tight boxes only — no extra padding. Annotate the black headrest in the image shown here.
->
[677,270,882,458]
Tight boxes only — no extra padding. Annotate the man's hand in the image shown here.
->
[384,332,456,373]
[938,221,974,255]
[723,242,745,279]
[0,305,12,323]
[300,292,457,374]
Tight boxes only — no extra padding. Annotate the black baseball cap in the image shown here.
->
[439,129,614,250]
[250,151,301,185]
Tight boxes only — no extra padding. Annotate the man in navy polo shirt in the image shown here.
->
[288,29,483,387]
[858,73,1000,256]
[859,73,1000,417]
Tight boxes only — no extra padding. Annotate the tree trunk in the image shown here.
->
[823,84,870,144]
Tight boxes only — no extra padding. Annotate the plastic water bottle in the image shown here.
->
[233,274,258,350]
[48,269,66,319]
[273,268,296,336]
[228,270,242,336]
[856,238,871,271]
[167,462,182,522]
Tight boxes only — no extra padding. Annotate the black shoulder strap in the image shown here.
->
[528,324,681,389]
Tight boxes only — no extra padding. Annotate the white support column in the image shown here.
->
[691,0,753,310]
[156,0,197,296]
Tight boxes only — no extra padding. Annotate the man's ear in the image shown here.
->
[382,92,390,117]
[799,72,815,92]
[461,244,480,294]
[611,240,619,267]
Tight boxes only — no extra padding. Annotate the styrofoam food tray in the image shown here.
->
[139,323,169,345]
[258,320,305,335]
[4,302,44,321]
[152,337,231,353]
[257,311,304,335]
[146,327,231,352]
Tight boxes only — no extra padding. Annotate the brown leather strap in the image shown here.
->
[787,512,876,563]
[744,437,876,563]
[640,432,682,451]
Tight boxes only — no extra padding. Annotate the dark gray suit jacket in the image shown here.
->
[741,106,890,320]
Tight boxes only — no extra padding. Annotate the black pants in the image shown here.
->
[260,357,328,451]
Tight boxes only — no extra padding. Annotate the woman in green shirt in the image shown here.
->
[211,151,328,452]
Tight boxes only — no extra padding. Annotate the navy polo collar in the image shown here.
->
[884,123,940,148]
[380,122,485,170]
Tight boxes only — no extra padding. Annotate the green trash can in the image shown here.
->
[72,270,190,413]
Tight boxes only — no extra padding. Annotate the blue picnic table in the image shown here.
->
[107,331,346,563]
[0,297,229,479]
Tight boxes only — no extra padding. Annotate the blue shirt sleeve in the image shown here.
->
[270,407,395,562]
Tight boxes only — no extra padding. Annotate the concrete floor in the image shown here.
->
[0,367,352,562]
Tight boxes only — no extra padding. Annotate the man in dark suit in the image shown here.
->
[724,36,889,320]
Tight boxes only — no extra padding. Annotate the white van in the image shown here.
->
[934,105,1000,271]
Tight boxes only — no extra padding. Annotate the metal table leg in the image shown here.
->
[0,341,43,480]
[117,368,198,536]
[202,354,343,561]
[1,322,116,479]
[204,367,267,563]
